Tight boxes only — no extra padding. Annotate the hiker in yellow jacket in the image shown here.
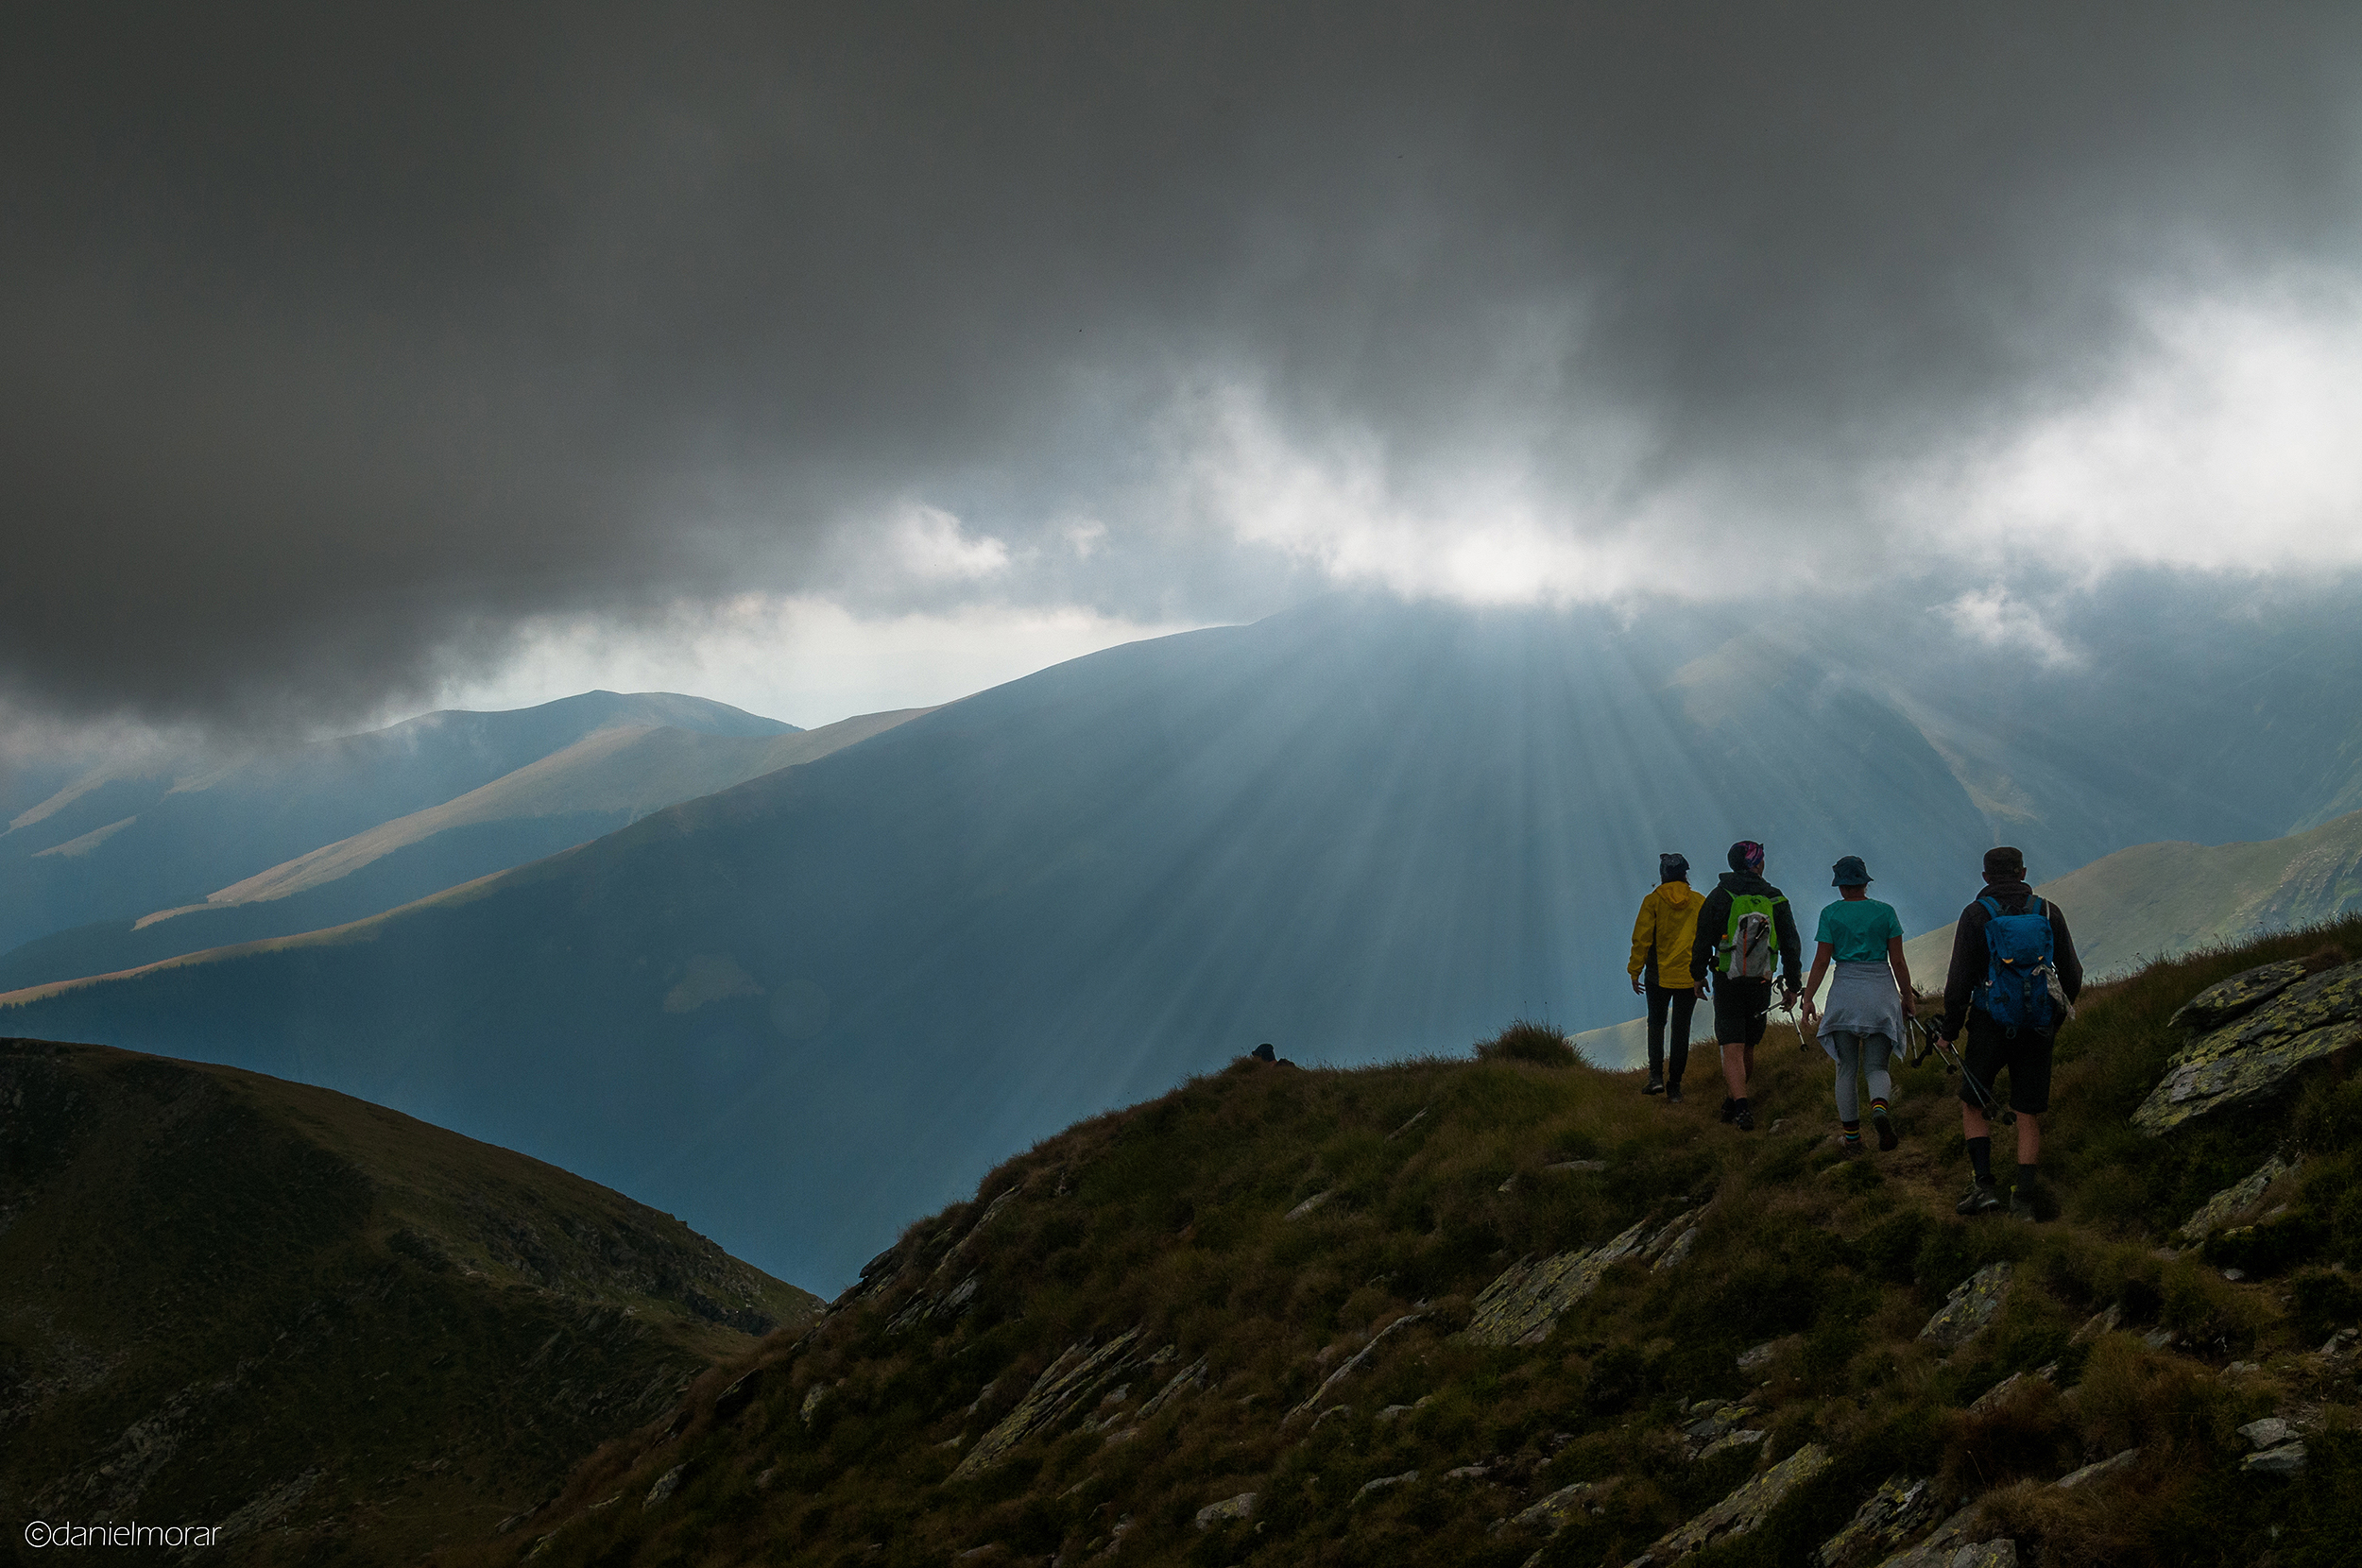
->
[1628,853,1705,1101]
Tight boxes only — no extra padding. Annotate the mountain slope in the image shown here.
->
[0,1036,820,1565]
[0,690,796,955]
[437,919,2362,1568]
[4,595,2359,1290]
[0,708,928,992]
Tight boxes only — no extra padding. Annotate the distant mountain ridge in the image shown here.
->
[0,690,798,958]
[7,591,2357,1289]
[0,707,929,993]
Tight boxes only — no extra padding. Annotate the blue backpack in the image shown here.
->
[1975,895,2067,1031]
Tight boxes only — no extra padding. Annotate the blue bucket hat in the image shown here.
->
[1831,855,1871,887]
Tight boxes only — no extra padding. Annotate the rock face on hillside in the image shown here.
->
[0,1038,817,1567]
[2134,960,2362,1132]
[1465,1209,1698,1347]
[1626,1441,1831,1566]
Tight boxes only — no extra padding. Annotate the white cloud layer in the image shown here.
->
[423,597,1204,729]
[1922,278,2362,577]
[1158,277,2362,611]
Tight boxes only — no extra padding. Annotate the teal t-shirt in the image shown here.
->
[1816,897,1903,963]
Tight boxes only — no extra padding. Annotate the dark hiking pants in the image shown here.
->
[1646,981,1696,1084]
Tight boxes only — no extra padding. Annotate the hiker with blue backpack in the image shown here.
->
[1688,841,1803,1133]
[1797,856,1915,1156]
[1935,846,2083,1218]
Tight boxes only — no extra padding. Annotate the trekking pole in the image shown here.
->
[1926,1025,2014,1127]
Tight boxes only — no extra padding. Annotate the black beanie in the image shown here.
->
[1659,853,1689,882]
[1729,840,1765,874]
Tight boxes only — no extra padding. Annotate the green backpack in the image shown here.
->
[1720,894,1784,980]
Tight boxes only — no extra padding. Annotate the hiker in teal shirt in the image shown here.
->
[1799,856,1915,1155]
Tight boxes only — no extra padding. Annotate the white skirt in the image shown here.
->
[1817,960,1905,1062]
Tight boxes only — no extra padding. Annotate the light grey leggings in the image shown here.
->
[1827,1030,1894,1122]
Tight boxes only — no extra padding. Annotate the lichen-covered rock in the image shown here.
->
[2244,1442,2307,1474]
[1466,1217,1665,1347]
[1682,1401,1757,1456]
[1193,1491,1255,1527]
[2179,1154,2299,1242]
[1918,1263,2011,1351]
[2238,1417,2295,1449]
[1697,1428,1767,1461]
[2134,962,2362,1133]
[1625,1442,1831,1565]
[1816,1475,1937,1568]
[2168,961,2309,1032]
[1866,1504,1987,1567]
[951,1328,1146,1478]
[1505,1479,1610,1532]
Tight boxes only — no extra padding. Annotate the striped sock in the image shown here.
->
[1870,1098,1890,1116]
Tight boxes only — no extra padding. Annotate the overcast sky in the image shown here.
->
[6,3,2360,736]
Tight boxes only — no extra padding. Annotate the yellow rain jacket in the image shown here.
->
[1628,881,1702,989]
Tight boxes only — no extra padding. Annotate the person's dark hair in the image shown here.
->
[1983,845,2026,882]
[1728,841,1765,874]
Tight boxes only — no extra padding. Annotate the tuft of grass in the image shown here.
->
[1475,1016,1578,1067]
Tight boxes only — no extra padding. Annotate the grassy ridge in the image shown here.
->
[0,1040,820,1566]
[450,918,2362,1568]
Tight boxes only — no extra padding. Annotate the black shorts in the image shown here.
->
[1712,977,1772,1048]
[1958,1013,2054,1116]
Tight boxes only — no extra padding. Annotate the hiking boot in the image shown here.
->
[1666,1082,1684,1104]
[1872,1107,1898,1151]
[1733,1103,1755,1133]
[1836,1133,1865,1157]
[1719,1097,1737,1124]
[1957,1179,2004,1217]
[2009,1181,2048,1221]
[1643,1076,1665,1096]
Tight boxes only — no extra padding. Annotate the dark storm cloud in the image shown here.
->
[5,2,2359,723]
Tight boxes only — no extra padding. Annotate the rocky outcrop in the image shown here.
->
[951,1329,1164,1479]
[1466,1214,1689,1347]
[1680,1399,1761,1458]
[1288,1309,1429,1419]
[1625,1442,1830,1566]
[1817,1475,1937,1567]
[2169,962,2309,1032]
[2178,1154,2299,1243]
[1503,1478,1613,1533]
[1193,1492,1255,1527]
[1918,1263,2011,1351]
[2134,960,2362,1133]
[1862,1502,2011,1567]
[2053,1448,2138,1490]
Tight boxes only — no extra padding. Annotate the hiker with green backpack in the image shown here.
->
[1687,841,1803,1132]
[1797,856,1914,1156]
[1935,846,2084,1219]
